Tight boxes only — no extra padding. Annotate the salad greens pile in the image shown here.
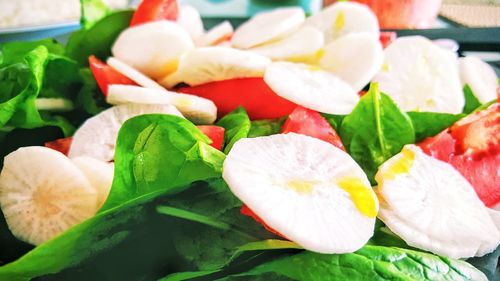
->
[0,2,498,281]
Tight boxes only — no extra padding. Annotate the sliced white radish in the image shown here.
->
[223,133,378,254]
[107,85,216,125]
[160,47,271,88]
[112,21,194,79]
[72,156,114,209]
[459,56,498,104]
[195,21,233,47]
[319,33,384,92]
[177,5,204,41]
[249,26,324,63]
[232,7,305,49]
[0,147,98,245]
[304,2,379,43]
[35,98,74,112]
[107,57,165,90]
[373,36,464,114]
[68,104,184,162]
[264,62,359,115]
[375,145,500,259]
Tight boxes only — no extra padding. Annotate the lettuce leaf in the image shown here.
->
[247,117,286,138]
[216,107,251,154]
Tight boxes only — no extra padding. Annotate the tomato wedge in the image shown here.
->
[45,137,73,156]
[130,0,179,26]
[281,106,345,151]
[178,78,297,120]
[197,125,225,151]
[88,55,136,96]
[379,31,397,48]
[419,131,455,162]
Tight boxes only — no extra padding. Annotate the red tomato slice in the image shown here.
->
[379,31,397,48]
[450,104,500,158]
[450,154,500,208]
[130,0,179,26]
[281,106,345,151]
[88,55,136,96]
[45,137,73,156]
[178,78,297,120]
[197,125,225,151]
[418,130,455,162]
[240,204,286,238]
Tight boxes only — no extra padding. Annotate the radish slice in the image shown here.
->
[375,145,500,259]
[264,62,358,115]
[112,21,194,79]
[320,33,383,92]
[196,21,233,47]
[373,36,464,114]
[107,85,216,125]
[459,56,499,104]
[107,57,165,90]
[160,47,271,88]
[177,5,204,41]
[232,7,305,49]
[223,133,378,254]
[304,2,379,43]
[249,26,324,63]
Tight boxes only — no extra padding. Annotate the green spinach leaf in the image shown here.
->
[339,84,415,182]
[217,107,251,154]
[463,84,482,114]
[321,113,346,131]
[407,112,464,142]
[80,0,110,29]
[247,117,286,138]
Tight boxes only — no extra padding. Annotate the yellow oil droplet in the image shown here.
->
[157,59,180,79]
[287,180,314,194]
[175,96,194,107]
[337,176,377,218]
[288,48,325,65]
[425,99,436,107]
[308,64,322,72]
[382,63,391,73]
[377,147,415,185]
[334,11,345,32]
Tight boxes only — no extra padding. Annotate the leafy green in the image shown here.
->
[225,246,488,281]
[100,114,226,211]
[247,117,286,138]
[80,0,110,29]
[463,84,482,114]
[339,84,415,182]
[0,39,64,65]
[321,113,346,132]
[0,114,226,280]
[407,112,464,142]
[217,107,251,154]
[66,10,133,66]
[467,246,500,281]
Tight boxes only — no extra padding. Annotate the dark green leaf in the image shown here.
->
[80,0,110,28]
[100,114,226,211]
[74,67,108,116]
[407,112,464,142]
[66,10,133,66]
[463,84,481,114]
[321,113,346,131]
[247,118,286,138]
[226,246,488,281]
[467,246,499,281]
[217,107,251,154]
[339,84,415,182]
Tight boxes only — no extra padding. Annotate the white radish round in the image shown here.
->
[112,21,194,79]
[107,57,165,90]
[177,5,204,41]
[375,145,500,259]
[72,156,114,209]
[320,33,384,92]
[232,7,305,49]
[264,62,359,115]
[373,36,464,114]
[304,2,379,44]
[107,85,216,125]
[160,47,271,88]
[249,26,324,63]
[69,104,184,162]
[459,56,498,104]
[223,133,378,254]
[0,147,98,245]
[196,21,233,47]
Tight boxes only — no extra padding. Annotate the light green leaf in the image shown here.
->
[217,107,251,153]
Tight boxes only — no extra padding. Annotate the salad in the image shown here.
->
[0,0,499,280]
